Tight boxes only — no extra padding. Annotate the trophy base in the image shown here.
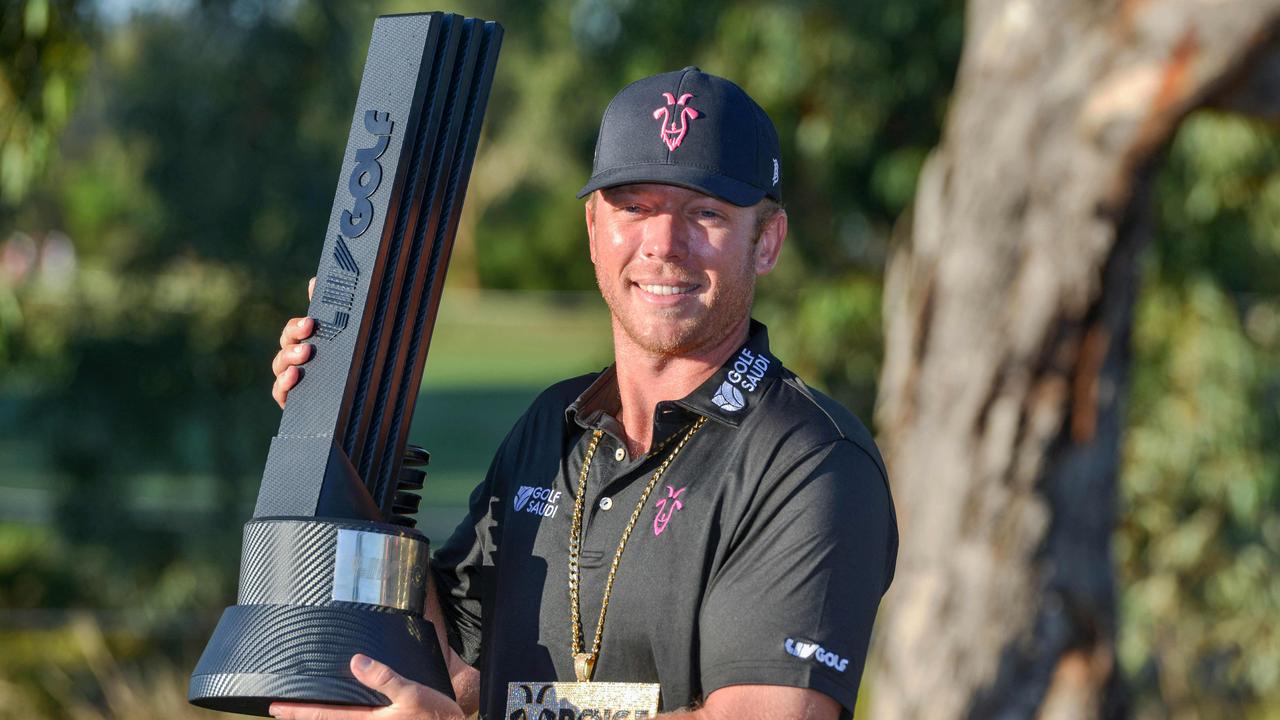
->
[189,672,387,717]
[189,604,452,717]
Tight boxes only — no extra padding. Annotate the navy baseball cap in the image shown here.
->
[577,67,782,207]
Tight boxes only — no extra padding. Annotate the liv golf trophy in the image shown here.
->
[188,12,501,716]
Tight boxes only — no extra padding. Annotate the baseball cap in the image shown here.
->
[577,66,782,207]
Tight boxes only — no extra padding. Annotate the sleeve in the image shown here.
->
[698,439,897,718]
[430,419,522,667]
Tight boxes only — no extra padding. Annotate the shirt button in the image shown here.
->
[614,447,625,462]
[599,497,613,511]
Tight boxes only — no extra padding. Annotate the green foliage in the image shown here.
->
[460,0,962,420]
[2,2,1276,719]
[0,8,958,708]
[0,1,92,208]
[757,272,883,420]
[0,0,91,365]
[2,1,375,667]
[1119,112,1280,716]
[466,0,963,295]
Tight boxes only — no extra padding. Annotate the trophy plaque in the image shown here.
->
[188,11,502,716]
[506,682,660,719]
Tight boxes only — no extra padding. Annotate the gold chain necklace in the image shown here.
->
[568,415,707,682]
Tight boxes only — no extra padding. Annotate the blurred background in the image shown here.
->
[0,0,1276,718]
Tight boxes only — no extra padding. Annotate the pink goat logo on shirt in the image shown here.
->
[653,485,687,536]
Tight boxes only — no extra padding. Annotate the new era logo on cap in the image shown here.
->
[578,66,782,207]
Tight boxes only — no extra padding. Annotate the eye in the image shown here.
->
[694,208,724,220]
[612,202,646,215]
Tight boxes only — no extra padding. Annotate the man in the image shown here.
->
[268,67,896,720]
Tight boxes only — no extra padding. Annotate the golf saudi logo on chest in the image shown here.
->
[513,485,562,518]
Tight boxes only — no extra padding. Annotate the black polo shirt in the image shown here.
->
[432,321,897,719]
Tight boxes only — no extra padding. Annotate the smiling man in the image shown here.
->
[270,67,897,720]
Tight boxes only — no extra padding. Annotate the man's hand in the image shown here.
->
[268,654,465,720]
[272,277,316,409]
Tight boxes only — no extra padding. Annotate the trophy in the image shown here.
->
[188,12,502,716]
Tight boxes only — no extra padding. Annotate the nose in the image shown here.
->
[640,212,690,262]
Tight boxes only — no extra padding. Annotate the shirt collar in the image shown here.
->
[565,364,622,432]
[565,319,780,431]
[670,319,779,427]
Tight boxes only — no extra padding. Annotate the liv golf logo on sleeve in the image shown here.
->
[784,637,849,673]
[514,486,562,518]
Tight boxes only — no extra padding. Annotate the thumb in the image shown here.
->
[350,653,414,703]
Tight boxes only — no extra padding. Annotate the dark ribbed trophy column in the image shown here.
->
[188,12,502,717]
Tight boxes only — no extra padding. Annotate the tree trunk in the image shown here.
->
[870,2,1280,718]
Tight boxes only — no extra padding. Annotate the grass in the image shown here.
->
[420,288,613,388]
[0,615,246,720]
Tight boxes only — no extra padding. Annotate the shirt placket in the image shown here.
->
[571,405,698,552]
[578,430,638,541]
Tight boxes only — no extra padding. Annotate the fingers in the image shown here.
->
[273,313,314,409]
[272,339,312,409]
[350,654,418,706]
[266,655,462,719]
[272,342,314,377]
[280,317,315,349]
[268,701,377,719]
[272,278,318,409]
[351,654,463,719]
[273,365,299,409]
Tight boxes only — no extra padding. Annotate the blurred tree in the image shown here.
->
[0,0,91,210]
[872,3,1280,719]
[1118,112,1280,718]
[0,0,92,365]
[9,0,373,631]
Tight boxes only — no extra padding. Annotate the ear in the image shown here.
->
[754,209,787,276]
[585,194,599,265]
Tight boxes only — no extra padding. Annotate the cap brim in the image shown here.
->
[576,164,771,207]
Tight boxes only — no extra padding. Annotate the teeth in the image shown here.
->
[639,283,695,296]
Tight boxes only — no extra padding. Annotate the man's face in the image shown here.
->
[585,183,786,358]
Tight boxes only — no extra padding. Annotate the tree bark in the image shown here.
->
[871,2,1280,718]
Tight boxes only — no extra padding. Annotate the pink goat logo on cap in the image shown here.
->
[653,485,687,536]
[652,92,700,151]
